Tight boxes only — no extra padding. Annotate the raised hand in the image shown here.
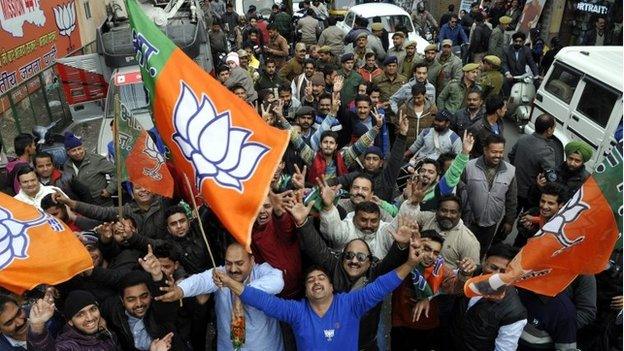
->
[372,108,384,129]
[150,332,174,351]
[269,190,294,217]
[155,279,184,302]
[458,257,477,277]
[393,216,420,245]
[316,175,341,210]
[333,75,343,92]
[272,99,285,123]
[95,222,114,244]
[292,164,307,189]
[462,130,475,155]
[330,91,341,115]
[409,175,428,205]
[304,84,313,100]
[398,109,409,136]
[52,189,75,209]
[407,236,424,266]
[284,190,314,226]
[138,244,163,281]
[28,297,55,333]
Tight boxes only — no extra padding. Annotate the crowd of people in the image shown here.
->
[0,0,621,350]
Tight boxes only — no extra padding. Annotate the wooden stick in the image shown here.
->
[182,173,217,268]
[113,93,123,219]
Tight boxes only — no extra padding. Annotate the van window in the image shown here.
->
[544,63,581,104]
[344,12,355,27]
[576,80,620,128]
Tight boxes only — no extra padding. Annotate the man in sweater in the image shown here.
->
[213,230,422,350]
[405,109,463,161]
[460,134,517,257]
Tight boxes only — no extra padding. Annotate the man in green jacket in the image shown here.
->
[435,39,463,94]
[488,15,512,60]
[338,53,363,106]
[437,63,481,113]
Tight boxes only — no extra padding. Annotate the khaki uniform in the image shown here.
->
[478,69,504,99]
[488,26,506,60]
[424,59,443,91]
[399,53,424,78]
[373,73,408,102]
[435,54,463,96]
[278,58,304,83]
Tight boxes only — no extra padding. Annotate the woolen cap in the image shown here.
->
[463,63,480,72]
[435,109,453,121]
[483,55,502,67]
[64,132,82,150]
[441,39,453,47]
[64,290,98,319]
[295,106,316,117]
[365,146,384,158]
[311,72,325,85]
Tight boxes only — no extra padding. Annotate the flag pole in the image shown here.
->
[182,173,217,268]
[113,93,124,219]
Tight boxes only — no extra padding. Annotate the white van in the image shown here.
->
[525,46,623,170]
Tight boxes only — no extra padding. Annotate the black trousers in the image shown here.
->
[391,326,440,351]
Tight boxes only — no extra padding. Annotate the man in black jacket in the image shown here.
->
[502,31,539,95]
[451,243,527,351]
[101,258,184,351]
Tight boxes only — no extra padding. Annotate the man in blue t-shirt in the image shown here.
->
[212,223,421,351]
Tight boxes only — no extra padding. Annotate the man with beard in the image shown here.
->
[404,130,474,211]
[435,40,464,97]
[279,43,307,82]
[437,63,481,114]
[255,58,285,93]
[390,62,436,115]
[534,140,592,200]
[422,44,442,88]
[451,89,485,136]
[478,55,504,100]
[283,190,415,351]
[102,250,183,350]
[0,295,29,350]
[373,56,407,106]
[502,32,539,95]
[406,110,463,160]
[213,221,423,350]
[293,106,320,148]
[336,174,393,221]
[156,242,286,350]
[513,183,567,248]
[460,135,517,257]
[388,32,407,66]
[450,243,527,351]
[391,230,476,350]
[316,46,339,71]
[28,290,125,350]
[469,94,507,158]
[328,111,408,202]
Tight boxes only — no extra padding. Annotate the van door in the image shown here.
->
[567,77,622,166]
[534,62,583,129]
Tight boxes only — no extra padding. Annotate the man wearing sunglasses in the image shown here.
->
[284,190,416,350]
[437,14,468,47]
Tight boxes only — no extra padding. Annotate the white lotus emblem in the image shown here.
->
[0,208,63,270]
[535,188,588,256]
[172,82,269,192]
[142,136,166,181]
[53,1,77,49]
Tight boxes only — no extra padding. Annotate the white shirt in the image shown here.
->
[14,184,66,210]
[468,296,528,351]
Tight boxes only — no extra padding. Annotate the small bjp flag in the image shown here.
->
[126,0,289,251]
[465,141,623,298]
[0,193,92,294]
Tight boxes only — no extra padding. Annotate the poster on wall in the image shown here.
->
[0,0,81,100]
[517,0,548,34]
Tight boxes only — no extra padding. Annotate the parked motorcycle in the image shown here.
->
[507,73,539,130]
[32,120,67,167]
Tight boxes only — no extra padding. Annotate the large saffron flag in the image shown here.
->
[117,103,174,198]
[0,193,93,294]
[465,141,623,298]
[125,0,289,250]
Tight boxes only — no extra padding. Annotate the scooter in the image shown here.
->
[507,73,538,131]
[32,119,67,167]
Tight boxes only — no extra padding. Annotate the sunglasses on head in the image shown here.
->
[342,251,371,262]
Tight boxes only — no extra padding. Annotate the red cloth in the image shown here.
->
[251,213,302,298]
[306,151,348,183]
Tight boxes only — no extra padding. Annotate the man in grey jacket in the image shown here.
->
[460,134,517,257]
[318,16,345,58]
[508,113,557,214]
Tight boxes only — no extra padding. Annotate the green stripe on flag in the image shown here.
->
[125,0,177,102]
[117,104,143,180]
[594,141,623,248]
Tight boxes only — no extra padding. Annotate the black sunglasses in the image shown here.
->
[342,251,371,262]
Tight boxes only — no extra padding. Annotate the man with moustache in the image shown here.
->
[284,190,415,350]
[390,62,436,114]
[451,90,485,136]
[156,242,286,351]
[0,295,30,350]
[336,174,393,221]
[460,135,517,257]
[405,110,463,160]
